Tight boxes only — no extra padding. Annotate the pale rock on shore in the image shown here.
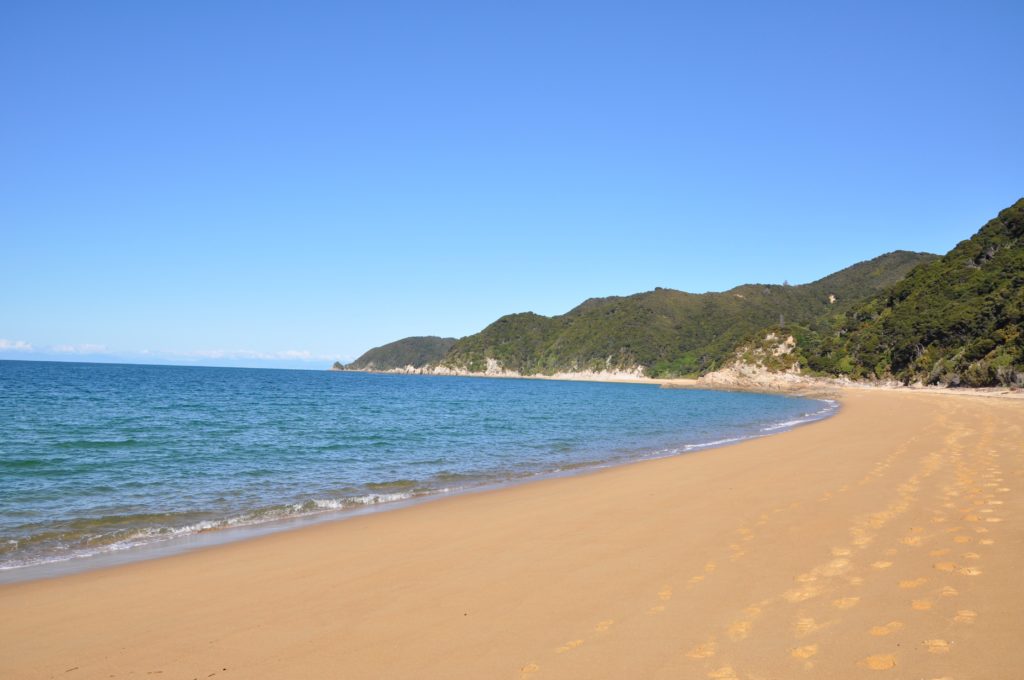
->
[697,332,1024,399]
[697,332,827,393]
[350,357,650,383]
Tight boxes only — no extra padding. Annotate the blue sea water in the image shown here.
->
[0,360,836,576]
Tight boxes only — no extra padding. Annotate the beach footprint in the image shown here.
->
[791,644,818,659]
[555,640,583,654]
[687,639,717,659]
[833,596,860,609]
[728,619,752,641]
[727,606,761,641]
[795,616,825,636]
[858,654,897,670]
[869,621,904,636]
[923,639,950,654]
[953,609,977,624]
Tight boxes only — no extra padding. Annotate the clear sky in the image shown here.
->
[2,1,1022,368]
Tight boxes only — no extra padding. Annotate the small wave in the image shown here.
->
[0,458,50,469]
[365,479,419,491]
[761,419,806,432]
[434,470,473,480]
[760,399,838,432]
[348,493,414,506]
[675,399,838,452]
[292,493,414,511]
[54,438,141,449]
[0,490,426,573]
[408,457,447,466]
[682,435,750,452]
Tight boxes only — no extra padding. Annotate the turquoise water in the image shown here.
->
[0,360,835,575]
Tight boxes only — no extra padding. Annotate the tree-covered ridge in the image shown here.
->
[342,336,458,371]
[440,251,936,377]
[801,198,1024,387]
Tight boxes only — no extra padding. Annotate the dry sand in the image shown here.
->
[1,389,1022,679]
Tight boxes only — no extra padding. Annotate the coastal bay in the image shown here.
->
[4,2,1021,678]
[2,388,1021,679]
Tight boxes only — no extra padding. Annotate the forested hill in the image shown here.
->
[799,198,1024,387]
[438,250,935,377]
[338,336,457,371]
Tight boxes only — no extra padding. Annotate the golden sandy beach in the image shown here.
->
[1,389,1022,679]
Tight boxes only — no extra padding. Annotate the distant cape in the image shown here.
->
[338,336,457,372]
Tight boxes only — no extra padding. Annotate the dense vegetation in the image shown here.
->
[341,336,458,371]
[795,199,1024,387]
[439,251,935,377]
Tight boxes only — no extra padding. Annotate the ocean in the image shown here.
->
[0,360,836,578]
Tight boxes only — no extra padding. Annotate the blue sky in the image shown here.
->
[2,1,1022,368]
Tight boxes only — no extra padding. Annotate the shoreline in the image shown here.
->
[2,388,1022,678]
[332,365,690,386]
[0,387,838,584]
[334,366,1024,400]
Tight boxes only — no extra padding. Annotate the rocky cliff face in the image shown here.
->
[697,332,812,390]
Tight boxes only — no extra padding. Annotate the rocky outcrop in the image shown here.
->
[343,357,649,382]
[697,363,819,391]
[697,332,813,391]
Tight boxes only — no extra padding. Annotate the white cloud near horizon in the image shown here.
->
[51,343,109,354]
[0,338,33,351]
[176,348,340,362]
[0,339,345,364]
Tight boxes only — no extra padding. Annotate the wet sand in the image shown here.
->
[1,389,1022,679]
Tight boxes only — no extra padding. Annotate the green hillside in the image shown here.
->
[800,198,1024,387]
[440,251,935,377]
[342,336,458,371]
